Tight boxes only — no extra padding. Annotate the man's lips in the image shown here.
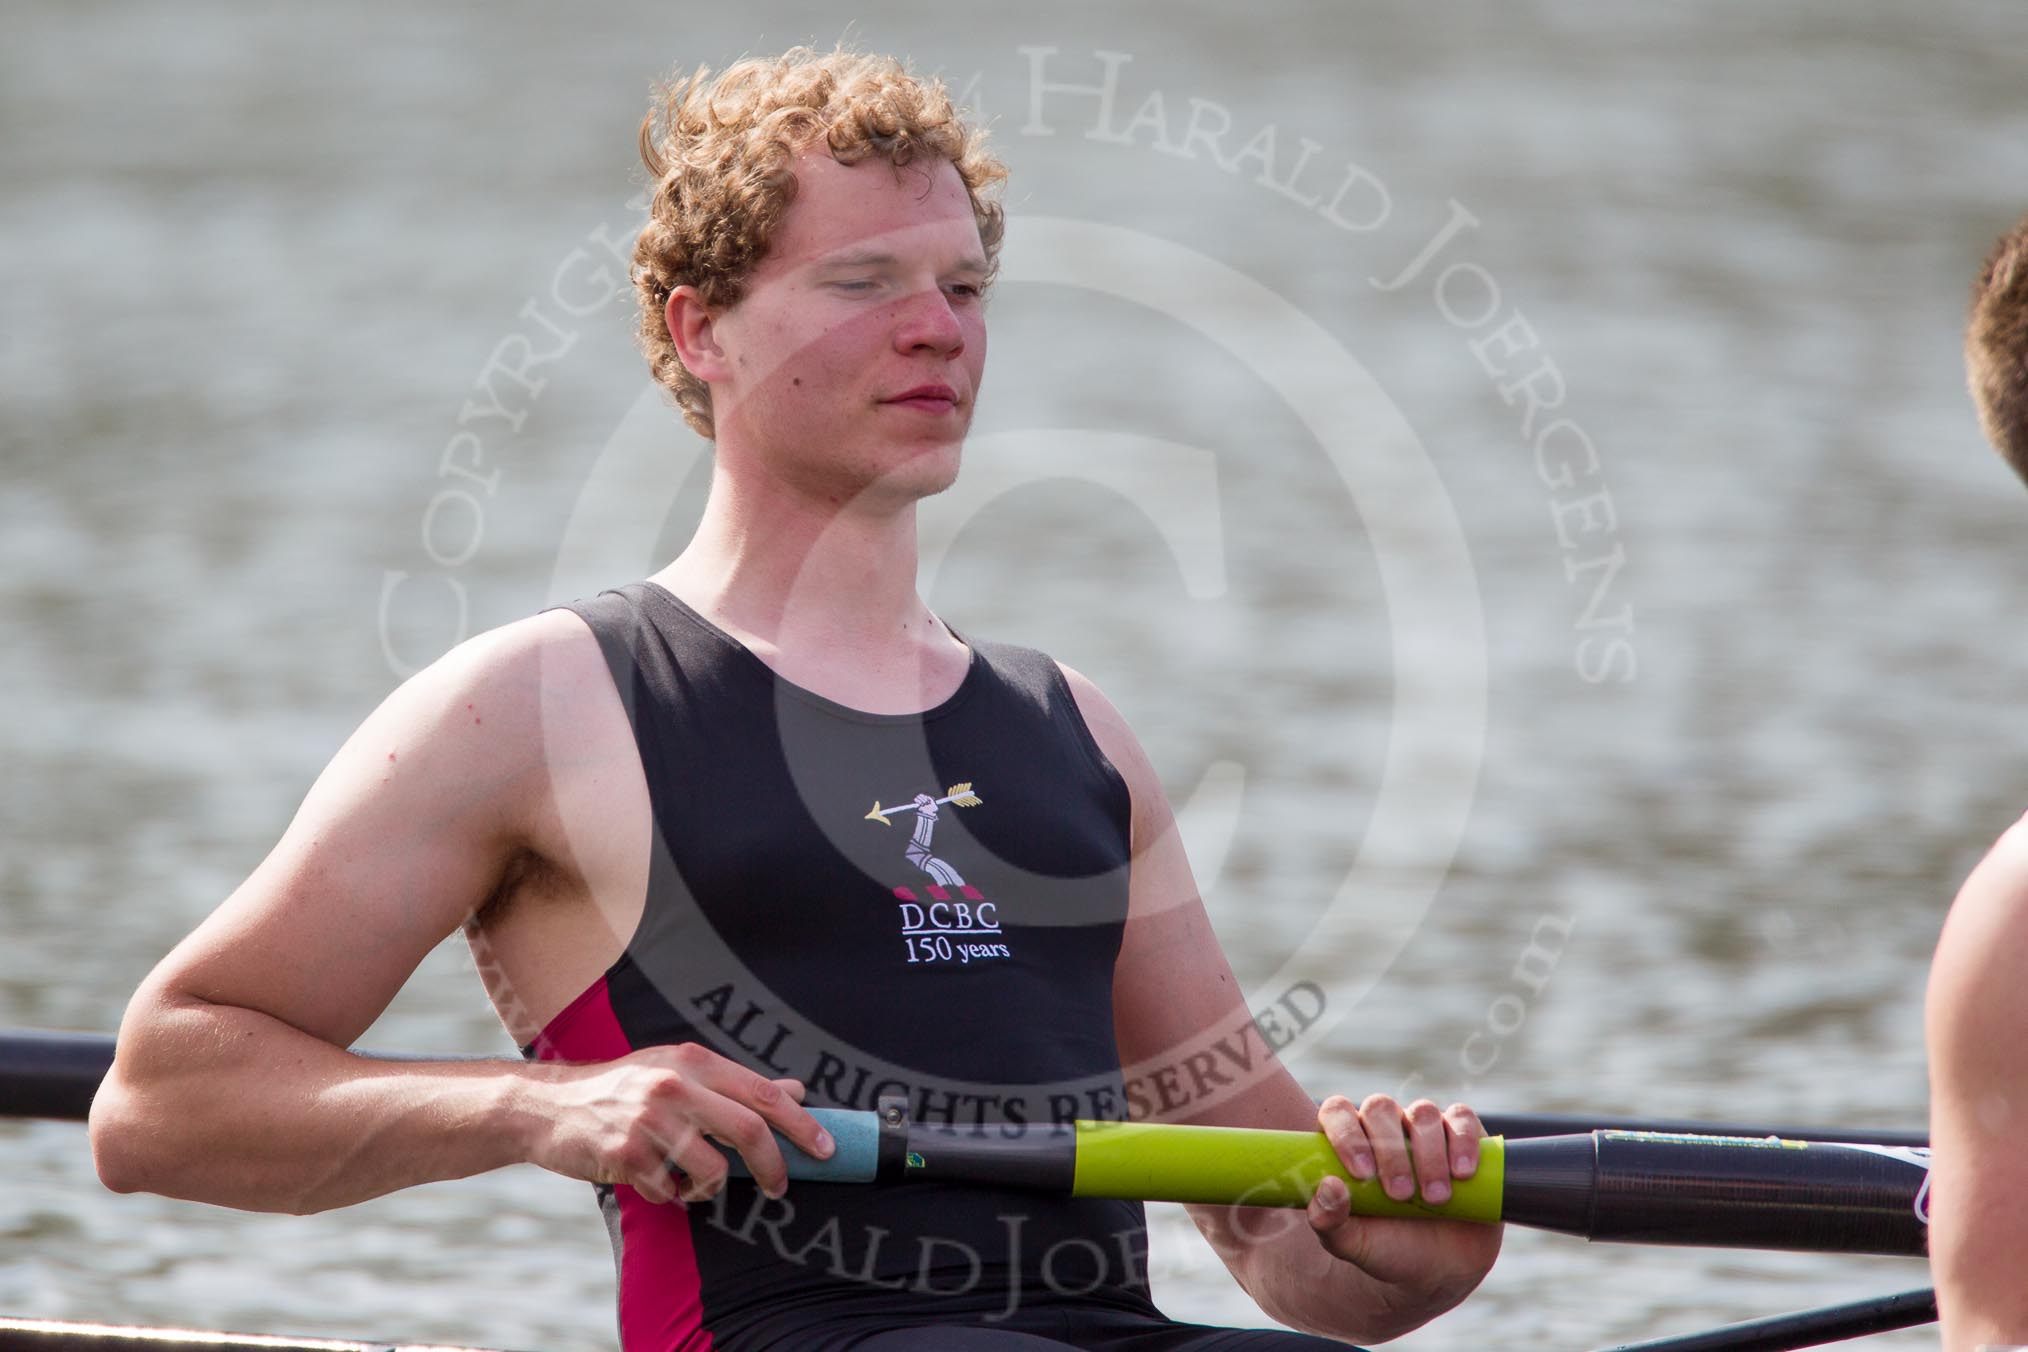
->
[882,386,960,412]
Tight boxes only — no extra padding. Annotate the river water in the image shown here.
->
[5,3,2026,1348]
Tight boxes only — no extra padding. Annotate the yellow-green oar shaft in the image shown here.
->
[1068,1119,1506,1221]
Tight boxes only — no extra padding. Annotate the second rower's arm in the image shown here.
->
[88,613,829,1215]
[1062,664,1501,1343]
[1926,813,2028,1352]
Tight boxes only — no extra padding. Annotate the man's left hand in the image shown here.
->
[1307,1093,1504,1296]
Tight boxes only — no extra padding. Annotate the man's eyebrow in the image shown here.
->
[812,249,990,275]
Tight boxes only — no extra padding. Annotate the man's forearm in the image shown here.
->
[90,996,548,1215]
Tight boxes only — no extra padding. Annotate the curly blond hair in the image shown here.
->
[632,45,1008,439]
[1968,211,2028,485]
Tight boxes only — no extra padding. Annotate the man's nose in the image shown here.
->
[893,285,966,354]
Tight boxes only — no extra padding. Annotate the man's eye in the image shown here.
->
[832,280,876,292]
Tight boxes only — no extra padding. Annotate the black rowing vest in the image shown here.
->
[523,581,1156,1350]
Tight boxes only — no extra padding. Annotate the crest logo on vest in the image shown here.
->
[864,780,1013,966]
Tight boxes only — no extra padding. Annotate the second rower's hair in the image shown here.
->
[1966,211,2028,485]
[633,44,1008,440]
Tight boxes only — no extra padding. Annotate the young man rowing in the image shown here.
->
[90,46,1499,1348]
[1927,209,2028,1352]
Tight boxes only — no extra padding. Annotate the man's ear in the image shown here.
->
[667,285,732,384]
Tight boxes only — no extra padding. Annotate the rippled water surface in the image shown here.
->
[7,3,2028,1348]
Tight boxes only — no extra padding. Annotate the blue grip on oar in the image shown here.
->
[716,1107,879,1184]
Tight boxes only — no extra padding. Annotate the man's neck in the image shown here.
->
[650,462,961,691]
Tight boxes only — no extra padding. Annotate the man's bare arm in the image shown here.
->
[1927,813,2028,1352]
[88,612,829,1214]
[1061,662,1498,1342]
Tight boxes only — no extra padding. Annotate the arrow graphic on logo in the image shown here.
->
[865,782,983,825]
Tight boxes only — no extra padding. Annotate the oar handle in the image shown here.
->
[721,1105,1505,1223]
[747,1106,887,1183]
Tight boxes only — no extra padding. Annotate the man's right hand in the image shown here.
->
[528,1044,835,1204]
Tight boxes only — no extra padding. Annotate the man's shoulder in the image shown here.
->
[1023,654,1158,809]
[367,607,615,759]
[412,606,607,698]
[945,633,1148,788]
[958,636,1124,734]
[1044,655,1122,732]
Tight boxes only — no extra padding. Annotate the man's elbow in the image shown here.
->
[87,1074,157,1196]
[88,1070,314,1214]
[87,1045,206,1203]
[89,990,234,1201]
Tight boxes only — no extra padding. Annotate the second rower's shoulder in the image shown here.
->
[1996,808,2028,859]
[1960,811,2028,913]
[1928,811,2028,1027]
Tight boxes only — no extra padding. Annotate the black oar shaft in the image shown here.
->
[0,1030,495,1122]
[1592,1286,1937,1352]
[1487,1111,1927,1150]
[0,1029,112,1121]
[1501,1133,1929,1257]
[898,1123,1078,1192]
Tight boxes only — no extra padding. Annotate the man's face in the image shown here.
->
[701,145,990,509]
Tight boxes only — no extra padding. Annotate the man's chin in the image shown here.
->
[866,442,963,503]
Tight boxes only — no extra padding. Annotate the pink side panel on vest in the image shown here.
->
[533,975,715,1352]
